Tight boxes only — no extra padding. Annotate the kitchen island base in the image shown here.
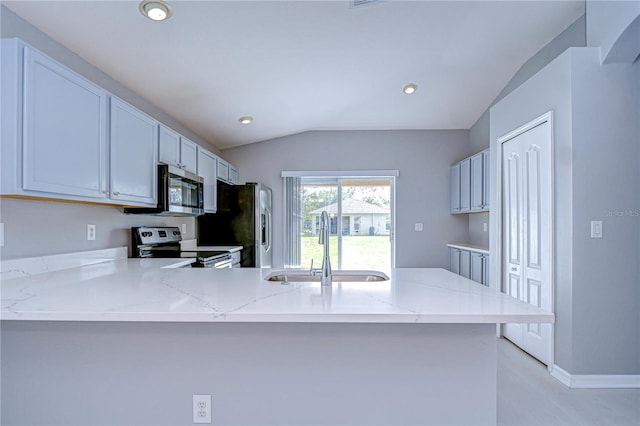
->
[2,321,497,425]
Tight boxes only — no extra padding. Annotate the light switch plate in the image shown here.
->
[0,223,4,247]
[590,220,602,238]
[414,223,423,232]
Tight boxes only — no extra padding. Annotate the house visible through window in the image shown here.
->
[282,171,397,271]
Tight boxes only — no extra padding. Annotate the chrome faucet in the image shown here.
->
[318,211,332,286]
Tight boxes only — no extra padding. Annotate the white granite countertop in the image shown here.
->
[0,252,553,324]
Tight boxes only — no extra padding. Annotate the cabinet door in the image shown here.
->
[470,252,483,283]
[459,158,471,212]
[228,165,239,184]
[482,149,490,210]
[470,152,484,211]
[450,163,461,213]
[459,250,471,279]
[217,158,229,181]
[158,125,180,167]
[22,47,108,199]
[449,248,460,274]
[110,98,158,206]
[180,137,198,174]
[197,147,217,213]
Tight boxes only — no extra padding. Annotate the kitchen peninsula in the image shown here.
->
[1,248,553,425]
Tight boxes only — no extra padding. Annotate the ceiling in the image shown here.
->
[3,1,585,149]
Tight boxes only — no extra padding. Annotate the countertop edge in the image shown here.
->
[447,243,490,254]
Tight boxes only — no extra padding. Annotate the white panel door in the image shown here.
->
[501,118,552,365]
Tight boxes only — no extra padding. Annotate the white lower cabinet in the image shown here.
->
[459,250,471,279]
[449,248,461,274]
[449,245,490,286]
[109,97,158,206]
[197,147,217,213]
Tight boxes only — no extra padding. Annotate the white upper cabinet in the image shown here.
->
[470,152,484,211]
[450,163,461,213]
[217,158,230,182]
[180,137,197,174]
[0,38,219,208]
[159,125,197,174]
[459,158,471,213]
[228,164,239,184]
[22,46,109,199]
[158,125,181,167]
[482,150,490,210]
[450,148,490,214]
[197,147,217,213]
[1,40,110,201]
[216,157,239,184]
[109,97,158,206]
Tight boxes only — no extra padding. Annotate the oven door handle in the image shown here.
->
[213,257,234,268]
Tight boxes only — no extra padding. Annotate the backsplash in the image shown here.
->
[468,212,490,247]
[0,198,195,260]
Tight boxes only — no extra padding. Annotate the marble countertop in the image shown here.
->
[1,252,553,324]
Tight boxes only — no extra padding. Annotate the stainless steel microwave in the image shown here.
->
[124,164,204,216]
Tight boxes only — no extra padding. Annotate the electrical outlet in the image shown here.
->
[193,394,211,424]
[181,223,187,235]
[483,222,488,233]
[414,223,423,231]
[0,223,4,247]
[87,224,96,241]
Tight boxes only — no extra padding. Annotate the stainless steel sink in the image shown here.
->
[264,269,389,283]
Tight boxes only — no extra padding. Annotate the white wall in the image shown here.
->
[466,15,586,249]
[221,130,470,269]
[490,47,640,375]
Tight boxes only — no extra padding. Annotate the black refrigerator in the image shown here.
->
[197,182,272,268]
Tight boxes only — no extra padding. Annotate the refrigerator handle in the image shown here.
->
[264,208,272,253]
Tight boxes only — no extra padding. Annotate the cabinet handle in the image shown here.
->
[102,190,110,196]
[113,191,120,196]
[511,266,517,272]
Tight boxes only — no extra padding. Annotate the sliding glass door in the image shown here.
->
[284,172,395,272]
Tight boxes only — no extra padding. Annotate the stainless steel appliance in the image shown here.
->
[197,182,272,268]
[131,226,233,268]
[125,164,204,216]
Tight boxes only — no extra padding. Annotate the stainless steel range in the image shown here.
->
[131,226,234,268]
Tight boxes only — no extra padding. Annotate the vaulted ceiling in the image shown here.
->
[3,1,585,149]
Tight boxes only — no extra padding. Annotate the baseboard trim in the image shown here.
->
[551,365,640,388]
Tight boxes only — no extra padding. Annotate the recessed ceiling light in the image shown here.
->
[402,83,418,95]
[238,116,253,125]
[139,0,172,21]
